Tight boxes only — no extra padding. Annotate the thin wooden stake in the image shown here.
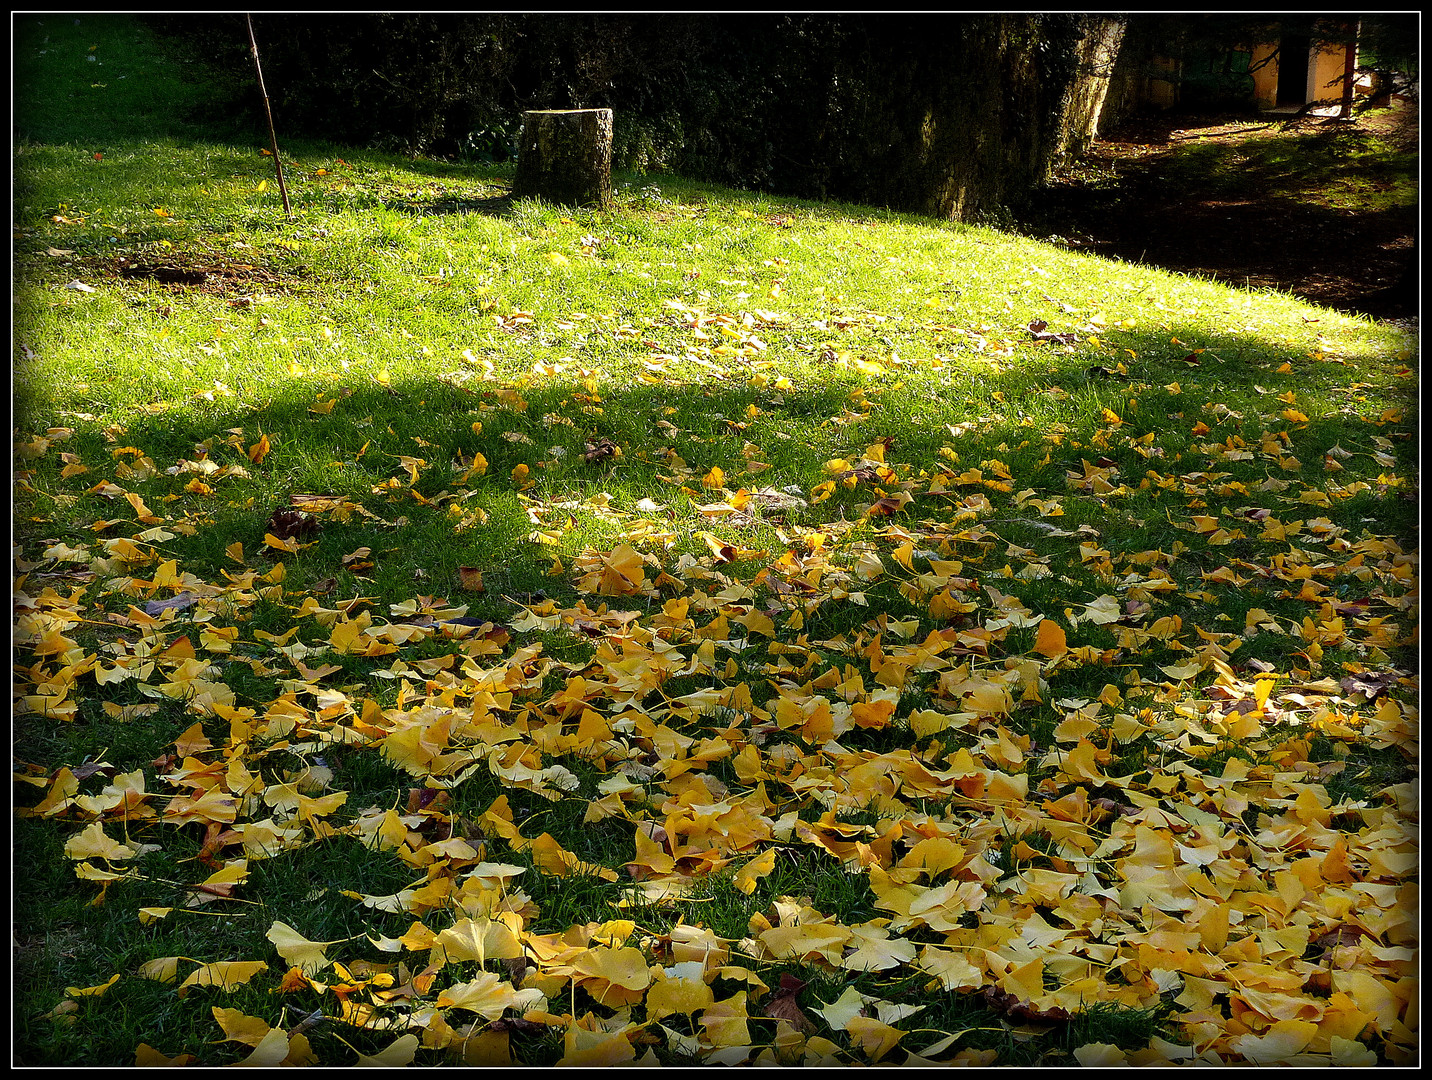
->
[246,13,293,219]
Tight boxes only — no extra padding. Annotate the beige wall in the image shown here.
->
[1250,43,1279,108]
[1250,39,1351,109]
[1309,44,1349,105]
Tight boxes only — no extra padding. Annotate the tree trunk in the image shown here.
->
[1052,17,1128,164]
[511,108,613,209]
[1339,25,1357,119]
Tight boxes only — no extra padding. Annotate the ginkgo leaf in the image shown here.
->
[698,993,753,1050]
[733,848,777,895]
[437,971,538,1017]
[135,1044,199,1067]
[138,956,187,983]
[64,822,138,862]
[855,551,885,580]
[760,922,852,964]
[184,861,248,905]
[846,1015,905,1062]
[65,973,121,998]
[839,922,916,972]
[572,946,653,993]
[1074,1043,1129,1067]
[1077,594,1122,625]
[646,973,716,1020]
[574,544,649,597]
[355,1033,421,1067]
[124,491,161,523]
[177,960,267,996]
[1159,659,1204,681]
[558,1022,637,1067]
[1228,1020,1318,1064]
[174,721,212,756]
[432,917,524,965]
[916,944,984,991]
[1033,618,1067,657]
[231,1026,293,1067]
[265,920,343,973]
[816,985,874,1031]
[211,1006,273,1046]
[1329,1037,1380,1067]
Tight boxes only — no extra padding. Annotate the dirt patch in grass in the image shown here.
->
[1025,100,1418,320]
[23,246,310,302]
[109,252,310,299]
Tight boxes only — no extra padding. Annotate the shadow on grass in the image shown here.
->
[383,191,516,217]
[26,312,1412,629]
[1023,118,1418,317]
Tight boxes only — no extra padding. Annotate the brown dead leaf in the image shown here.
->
[584,438,620,464]
[763,973,816,1033]
[980,986,1072,1025]
[265,508,319,542]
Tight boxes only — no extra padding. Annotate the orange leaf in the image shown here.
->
[124,491,161,524]
[1033,619,1067,657]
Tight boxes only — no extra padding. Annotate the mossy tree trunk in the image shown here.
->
[720,14,1118,223]
[1051,17,1128,165]
[511,108,613,209]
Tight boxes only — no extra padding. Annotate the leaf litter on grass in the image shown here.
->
[14,336,1417,1068]
[13,174,1422,1066]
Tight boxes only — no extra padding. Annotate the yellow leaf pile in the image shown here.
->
[13,376,1418,1067]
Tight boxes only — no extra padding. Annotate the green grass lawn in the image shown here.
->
[14,14,1418,1068]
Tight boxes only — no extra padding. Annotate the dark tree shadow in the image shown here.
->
[383,191,516,217]
[44,310,1413,617]
[1020,112,1419,320]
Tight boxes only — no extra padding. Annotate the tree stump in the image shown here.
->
[511,108,614,210]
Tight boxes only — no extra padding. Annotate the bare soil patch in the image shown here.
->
[22,246,310,304]
[110,252,308,299]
